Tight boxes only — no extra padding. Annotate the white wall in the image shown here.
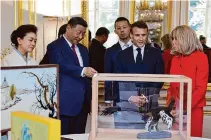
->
[1,1,15,50]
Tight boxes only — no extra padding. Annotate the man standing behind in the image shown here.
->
[47,17,97,134]
[199,35,209,48]
[104,17,132,102]
[89,27,110,73]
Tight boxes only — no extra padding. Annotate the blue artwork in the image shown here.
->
[21,123,32,140]
[1,135,8,140]
[188,0,207,35]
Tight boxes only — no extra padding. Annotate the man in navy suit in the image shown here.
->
[47,17,97,134]
[104,17,132,103]
[116,20,164,111]
[114,20,164,129]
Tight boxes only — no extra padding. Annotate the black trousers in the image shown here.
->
[60,104,89,135]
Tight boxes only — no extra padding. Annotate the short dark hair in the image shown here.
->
[58,24,67,38]
[68,17,88,28]
[95,27,110,36]
[10,24,37,47]
[131,20,148,33]
[199,35,206,41]
[114,17,130,29]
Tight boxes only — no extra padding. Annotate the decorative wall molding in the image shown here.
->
[81,0,89,47]
[129,0,135,23]
[167,0,172,33]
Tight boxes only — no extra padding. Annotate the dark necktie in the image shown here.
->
[72,44,79,64]
[136,48,142,64]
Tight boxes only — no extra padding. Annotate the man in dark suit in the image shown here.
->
[116,20,164,110]
[47,17,97,134]
[200,35,209,49]
[89,27,110,73]
[39,24,67,65]
[104,17,132,103]
[114,20,164,129]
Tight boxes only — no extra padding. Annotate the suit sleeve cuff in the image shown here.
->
[128,96,132,103]
[104,101,111,104]
[81,67,85,77]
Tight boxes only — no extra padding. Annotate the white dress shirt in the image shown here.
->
[132,45,145,62]
[63,35,85,77]
[1,48,37,66]
[119,40,133,50]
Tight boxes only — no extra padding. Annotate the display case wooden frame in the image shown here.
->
[89,74,192,140]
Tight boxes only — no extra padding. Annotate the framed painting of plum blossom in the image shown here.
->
[0,64,59,132]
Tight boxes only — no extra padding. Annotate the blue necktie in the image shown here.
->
[136,48,142,64]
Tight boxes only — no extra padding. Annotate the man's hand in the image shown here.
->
[170,109,177,117]
[129,95,147,107]
[139,94,148,106]
[84,67,97,77]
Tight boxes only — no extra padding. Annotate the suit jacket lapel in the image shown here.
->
[143,45,150,63]
[115,42,122,52]
[60,37,80,64]
[60,37,73,55]
[129,47,136,64]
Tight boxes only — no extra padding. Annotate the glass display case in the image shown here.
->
[89,74,192,140]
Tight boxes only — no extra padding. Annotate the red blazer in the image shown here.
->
[162,49,173,74]
[167,51,208,109]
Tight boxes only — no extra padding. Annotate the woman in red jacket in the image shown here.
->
[167,25,208,137]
